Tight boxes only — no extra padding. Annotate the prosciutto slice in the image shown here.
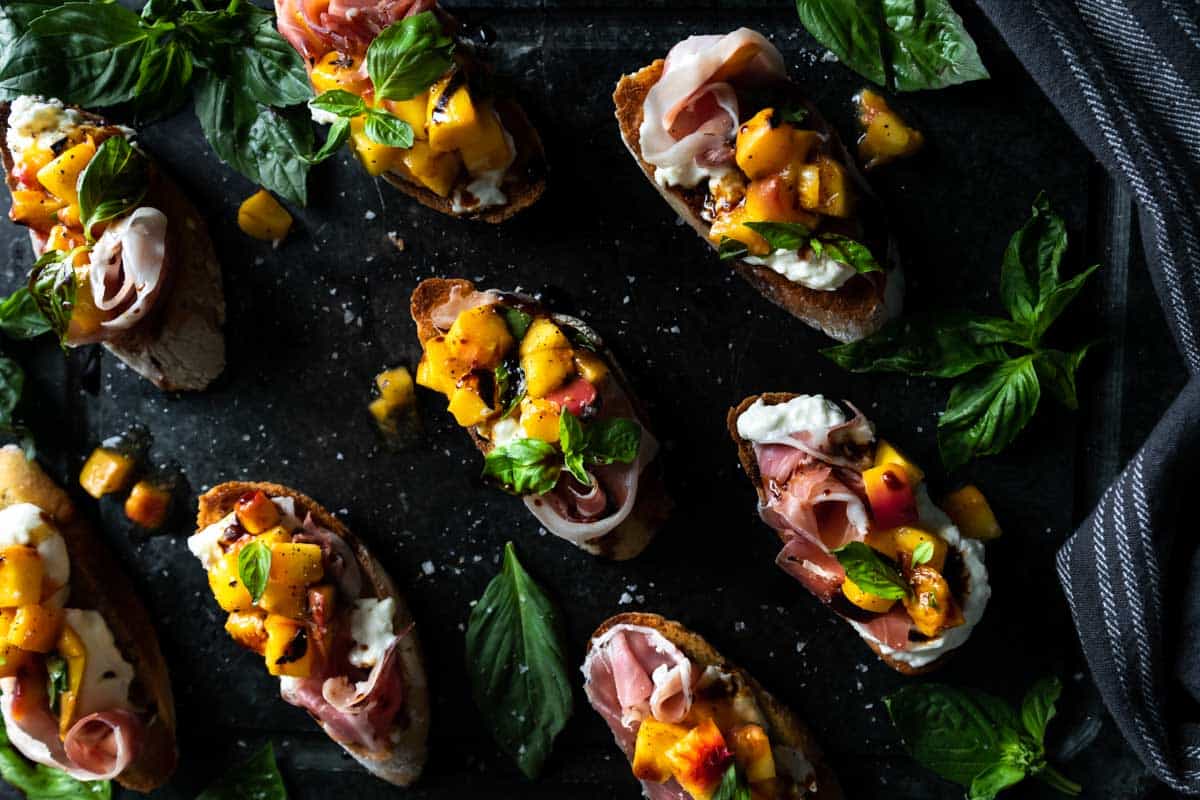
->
[275,0,435,61]
[294,515,363,600]
[0,677,142,781]
[638,29,785,188]
[761,461,869,551]
[280,637,404,754]
[82,206,168,337]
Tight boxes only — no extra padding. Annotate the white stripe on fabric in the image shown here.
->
[1160,0,1200,48]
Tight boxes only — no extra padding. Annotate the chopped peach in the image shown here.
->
[664,719,731,800]
[941,485,1002,540]
[865,526,946,572]
[124,480,171,529]
[236,490,281,535]
[903,565,964,638]
[7,605,64,652]
[446,305,514,369]
[224,610,268,654]
[632,719,690,783]
[863,464,919,529]
[729,724,776,783]
[79,447,136,499]
[0,547,42,607]
[874,439,924,484]
[842,575,897,613]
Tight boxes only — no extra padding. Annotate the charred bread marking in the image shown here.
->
[0,445,177,791]
[410,277,670,561]
[584,612,841,799]
[613,32,902,343]
[0,99,225,391]
[275,1,546,222]
[727,393,990,675]
[194,482,429,786]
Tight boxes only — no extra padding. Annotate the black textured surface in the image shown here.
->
[0,2,1185,798]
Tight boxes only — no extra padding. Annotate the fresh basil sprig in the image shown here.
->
[309,89,414,149]
[77,136,149,242]
[465,542,572,779]
[28,250,78,346]
[886,678,1081,799]
[0,715,109,799]
[481,438,560,495]
[237,540,271,604]
[196,742,286,800]
[500,307,533,341]
[911,540,935,567]
[712,762,751,800]
[0,289,51,341]
[366,11,455,101]
[718,222,881,274]
[824,194,1097,470]
[833,541,909,599]
[794,0,989,92]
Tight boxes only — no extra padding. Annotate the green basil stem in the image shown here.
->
[226,0,242,14]
[1035,765,1082,796]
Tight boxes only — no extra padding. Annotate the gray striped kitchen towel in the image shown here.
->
[977,0,1200,792]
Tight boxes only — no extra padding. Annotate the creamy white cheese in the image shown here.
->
[744,248,855,291]
[5,96,83,163]
[0,503,69,599]
[64,608,135,717]
[348,597,396,669]
[451,120,515,214]
[486,416,524,448]
[187,511,236,569]
[848,487,991,668]
[308,103,341,126]
[271,496,302,530]
[736,395,847,446]
[652,161,731,190]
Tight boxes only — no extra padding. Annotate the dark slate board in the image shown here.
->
[0,2,1186,798]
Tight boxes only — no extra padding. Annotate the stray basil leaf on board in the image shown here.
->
[465,542,572,779]
[196,742,287,800]
[824,194,1098,469]
[886,678,1081,799]
[793,0,990,91]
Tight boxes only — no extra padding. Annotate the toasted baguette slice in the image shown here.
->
[0,445,177,790]
[586,612,842,798]
[197,481,430,785]
[0,101,225,391]
[728,393,977,675]
[410,277,670,560]
[613,61,902,343]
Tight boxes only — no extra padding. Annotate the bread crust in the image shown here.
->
[613,61,902,343]
[0,446,177,791]
[588,612,842,799]
[410,278,670,560]
[0,101,225,391]
[726,393,951,675]
[197,481,430,786]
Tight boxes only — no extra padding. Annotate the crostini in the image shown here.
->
[189,482,429,785]
[0,445,176,790]
[411,278,667,560]
[614,29,901,342]
[728,394,991,673]
[276,1,546,221]
[583,612,840,799]
[0,96,225,390]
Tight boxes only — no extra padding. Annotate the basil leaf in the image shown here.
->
[0,357,32,459]
[310,89,367,118]
[558,409,584,457]
[237,540,271,604]
[823,314,1009,378]
[1034,344,1093,411]
[938,356,1041,471]
[712,762,751,800]
[364,109,414,148]
[811,232,882,274]
[910,540,934,567]
[1019,676,1061,744]
[743,221,812,252]
[794,0,989,92]
[465,542,572,779]
[196,742,286,800]
[77,136,149,242]
[717,236,749,261]
[968,760,1027,800]
[833,541,908,599]
[0,289,51,340]
[0,3,152,106]
[0,716,110,799]
[962,316,1029,346]
[999,193,1067,334]
[131,38,193,120]
[563,451,589,486]
[45,655,66,715]
[780,106,808,125]
[366,11,455,101]
[500,307,533,341]
[585,418,641,465]
[306,117,351,165]
[0,0,59,45]
[1032,265,1099,343]
[232,6,312,108]
[29,250,77,344]
[481,438,560,495]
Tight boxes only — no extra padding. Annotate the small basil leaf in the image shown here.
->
[811,232,882,274]
[305,117,351,165]
[558,409,584,457]
[712,762,751,800]
[237,540,271,604]
[717,236,749,261]
[937,356,1041,471]
[29,250,77,345]
[45,655,67,715]
[0,289,51,340]
[910,540,934,567]
[77,136,149,241]
[999,192,1067,334]
[563,451,589,486]
[832,541,908,599]
[585,418,641,465]
[968,760,1027,800]
[363,109,414,148]
[1034,344,1093,411]
[481,438,560,495]
[196,742,286,800]
[1019,676,1062,744]
[1032,264,1099,343]
[500,307,532,341]
[465,542,572,779]
[366,11,455,101]
[743,221,812,252]
[309,89,366,118]
[823,314,1009,379]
